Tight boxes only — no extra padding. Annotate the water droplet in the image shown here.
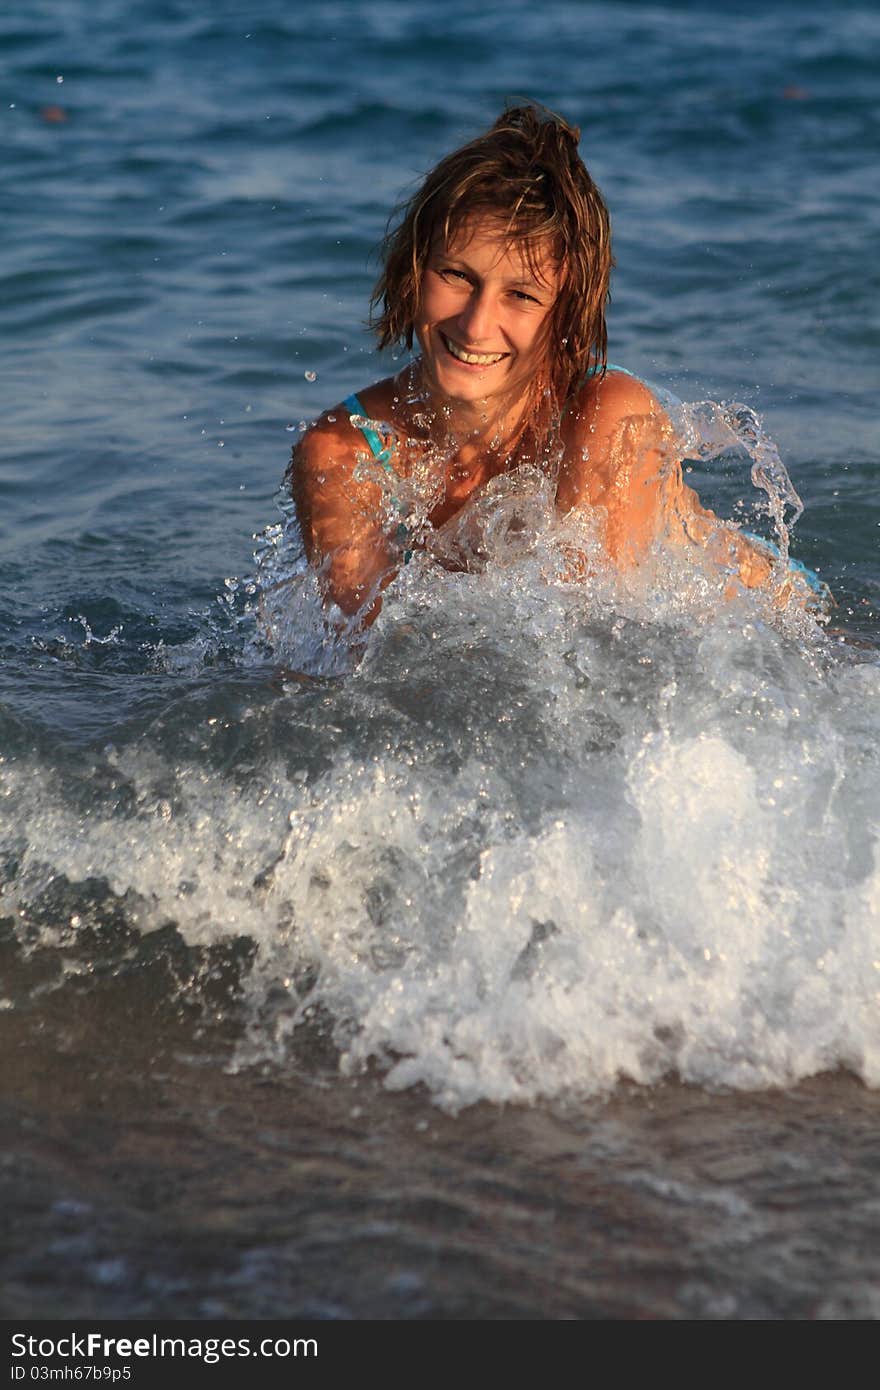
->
[304,370,317,382]
[56,75,64,84]
[218,440,225,447]
[285,423,296,431]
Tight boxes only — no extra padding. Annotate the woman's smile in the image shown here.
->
[439,331,510,368]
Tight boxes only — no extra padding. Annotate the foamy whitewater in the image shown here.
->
[3,397,876,1117]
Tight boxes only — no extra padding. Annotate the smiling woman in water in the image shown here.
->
[291,104,801,626]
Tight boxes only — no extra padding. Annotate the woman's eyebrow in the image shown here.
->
[507,273,550,290]
[435,254,552,291]
[507,271,558,297]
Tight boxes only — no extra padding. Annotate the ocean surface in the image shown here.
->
[2,0,879,1320]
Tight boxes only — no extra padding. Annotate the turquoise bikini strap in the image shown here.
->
[741,532,829,598]
[343,393,393,468]
[588,362,640,379]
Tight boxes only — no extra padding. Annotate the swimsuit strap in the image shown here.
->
[586,362,640,380]
[740,532,830,601]
[343,393,394,470]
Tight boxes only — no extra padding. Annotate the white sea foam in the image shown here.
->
[2,547,877,1111]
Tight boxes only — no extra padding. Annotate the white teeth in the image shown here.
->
[442,334,506,366]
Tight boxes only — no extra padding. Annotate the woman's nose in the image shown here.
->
[457,288,495,342]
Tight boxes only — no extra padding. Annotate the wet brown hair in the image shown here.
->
[370,103,614,406]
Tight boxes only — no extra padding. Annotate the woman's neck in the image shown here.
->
[397,359,537,460]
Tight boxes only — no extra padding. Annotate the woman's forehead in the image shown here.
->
[438,214,561,287]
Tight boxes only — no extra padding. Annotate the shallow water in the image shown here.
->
[2,0,879,1319]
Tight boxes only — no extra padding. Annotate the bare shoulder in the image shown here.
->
[293,397,365,467]
[291,377,394,479]
[557,369,672,513]
[565,369,665,440]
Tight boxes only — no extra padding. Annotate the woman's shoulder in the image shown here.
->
[556,363,671,509]
[567,364,663,423]
[562,364,670,456]
[294,376,397,464]
[340,377,398,419]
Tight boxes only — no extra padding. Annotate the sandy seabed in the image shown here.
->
[2,948,878,1322]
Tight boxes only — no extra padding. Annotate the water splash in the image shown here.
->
[252,390,828,670]
[666,396,803,552]
[70,616,124,646]
[3,546,871,1112]
[0,392,855,1110]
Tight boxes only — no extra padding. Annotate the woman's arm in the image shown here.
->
[557,371,773,588]
[290,411,400,624]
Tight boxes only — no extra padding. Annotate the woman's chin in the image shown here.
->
[427,360,509,405]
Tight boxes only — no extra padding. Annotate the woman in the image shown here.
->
[292,104,785,627]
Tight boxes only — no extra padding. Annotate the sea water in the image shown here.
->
[2,0,879,1319]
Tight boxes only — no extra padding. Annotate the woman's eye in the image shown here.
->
[440,267,469,282]
[512,290,540,304]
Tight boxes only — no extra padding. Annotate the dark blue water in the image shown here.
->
[2,0,879,1320]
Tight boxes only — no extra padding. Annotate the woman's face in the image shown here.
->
[414,215,561,411]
